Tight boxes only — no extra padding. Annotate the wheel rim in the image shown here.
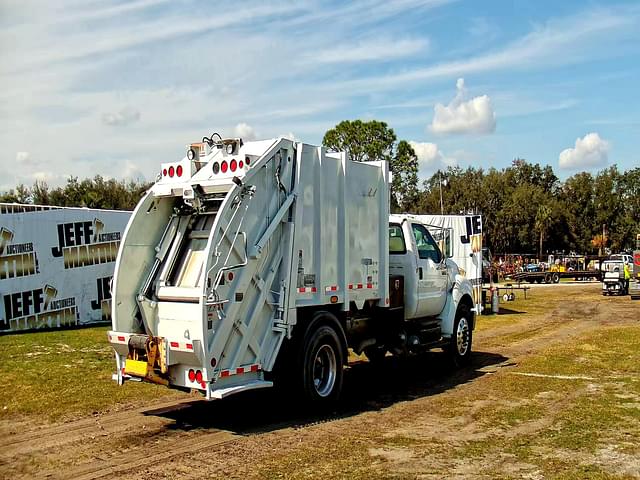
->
[313,344,337,397]
[456,317,470,356]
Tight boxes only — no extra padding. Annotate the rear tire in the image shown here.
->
[297,320,344,407]
[447,304,473,366]
[552,273,560,284]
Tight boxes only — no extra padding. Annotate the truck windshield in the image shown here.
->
[411,223,442,263]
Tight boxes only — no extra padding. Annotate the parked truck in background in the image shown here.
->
[107,135,475,406]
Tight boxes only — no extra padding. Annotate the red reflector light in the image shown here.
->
[168,166,175,177]
[186,343,193,350]
[221,161,228,173]
[201,382,206,389]
[195,370,203,383]
[162,168,167,176]
[188,369,196,382]
[228,271,234,281]
[210,357,217,367]
[170,341,179,348]
[239,160,244,169]
[176,165,183,177]
[117,336,125,342]
[230,159,237,172]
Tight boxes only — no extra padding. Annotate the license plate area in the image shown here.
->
[125,359,149,377]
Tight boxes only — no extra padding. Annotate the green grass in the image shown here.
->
[0,326,184,422]
[446,323,640,477]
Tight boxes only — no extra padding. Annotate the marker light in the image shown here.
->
[163,168,167,176]
[239,160,244,169]
[221,161,228,173]
[245,156,251,166]
[230,159,237,172]
[177,165,183,177]
[168,166,175,178]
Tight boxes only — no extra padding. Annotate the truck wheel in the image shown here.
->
[447,304,473,366]
[299,322,344,406]
[552,273,560,284]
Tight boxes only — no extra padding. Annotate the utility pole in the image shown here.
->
[439,172,444,215]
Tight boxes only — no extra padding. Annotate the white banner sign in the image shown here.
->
[0,204,131,332]
[416,214,483,313]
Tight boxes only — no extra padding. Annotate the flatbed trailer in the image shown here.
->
[509,270,602,284]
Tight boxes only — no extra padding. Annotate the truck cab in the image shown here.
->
[388,216,448,319]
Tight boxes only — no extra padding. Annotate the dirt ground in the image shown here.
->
[1,283,639,479]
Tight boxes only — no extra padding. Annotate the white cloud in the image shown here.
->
[558,132,610,169]
[430,78,496,134]
[102,107,141,127]
[409,141,456,178]
[16,151,32,164]
[280,132,297,141]
[122,160,146,182]
[234,122,256,140]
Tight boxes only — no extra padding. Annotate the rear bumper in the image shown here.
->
[107,330,271,400]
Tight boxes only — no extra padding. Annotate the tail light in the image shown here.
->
[177,165,183,177]
[230,159,237,172]
[239,160,244,169]
[162,168,167,176]
[168,166,175,178]
[195,370,203,383]
[245,156,251,166]
[188,369,196,382]
[212,162,220,174]
[221,161,228,173]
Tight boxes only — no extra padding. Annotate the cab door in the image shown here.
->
[410,222,448,317]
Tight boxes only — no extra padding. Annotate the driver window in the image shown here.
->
[411,223,442,263]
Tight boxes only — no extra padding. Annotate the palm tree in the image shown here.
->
[535,204,552,260]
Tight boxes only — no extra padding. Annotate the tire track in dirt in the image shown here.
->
[0,397,200,460]
[44,429,238,480]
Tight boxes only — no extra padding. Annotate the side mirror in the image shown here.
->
[443,227,453,258]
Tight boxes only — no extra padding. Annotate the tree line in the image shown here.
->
[2,119,638,256]
[0,176,151,211]
[323,120,639,256]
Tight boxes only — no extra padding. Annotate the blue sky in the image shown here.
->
[1,0,639,190]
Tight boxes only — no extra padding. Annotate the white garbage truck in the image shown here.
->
[108,135,475,406]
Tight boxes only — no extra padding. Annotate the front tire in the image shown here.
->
[447,304,473,366]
